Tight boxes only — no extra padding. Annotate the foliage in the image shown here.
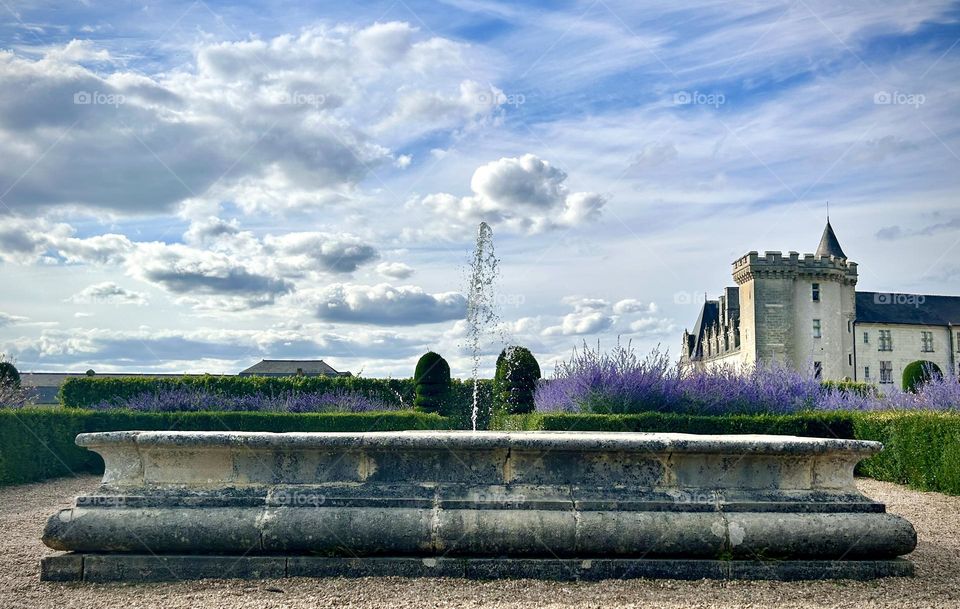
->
[495,410,960,496]
[493,346,541,415]
[0,361,20,388]
[0,358,28,408]
[59,375,418,409]
[52,373,495,428]
[84,386,400,413]
[497,411,857,438]
[0,409,450,486]
[902,360,944,393]
[820,380,876,397]
[413,352,451,414]
[536,340,960,415]
[448,378,494,430]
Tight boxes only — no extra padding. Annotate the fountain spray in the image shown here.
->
[465,222,501,431]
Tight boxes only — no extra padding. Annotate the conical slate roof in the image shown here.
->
[816,220,847,259]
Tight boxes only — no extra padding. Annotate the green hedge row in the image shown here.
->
[0,409,449,486]
[495,411,858,438]
[58,375,419,409]
[495,411,960,496]
[57,375,495,429]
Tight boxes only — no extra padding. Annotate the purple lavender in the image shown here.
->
[90,387,400,413]
[536,340,958,414]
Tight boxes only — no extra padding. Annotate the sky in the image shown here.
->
[0,0,958,378]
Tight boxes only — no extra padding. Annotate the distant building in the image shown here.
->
[681,220,960,384]
[238,359,351,377]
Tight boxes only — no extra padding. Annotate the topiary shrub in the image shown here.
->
[0,361,20,389]
[414,352,451,414]
[494,346,541,415]
[902,360,943,393]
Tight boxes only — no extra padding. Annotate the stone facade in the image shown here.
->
[682,221,960,384]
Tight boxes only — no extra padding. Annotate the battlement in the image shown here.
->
[732,250,858,285]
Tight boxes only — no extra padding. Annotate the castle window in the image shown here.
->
[811,283,820,302]
[848,354,852,366]
[880,361,893,384]
[813,361,823,379]
[878,330,893,351]
[863,331,869,344]
[847,319,852,333]
[812,319,821,339]
[864,366,870,381]
[921,331,934,352]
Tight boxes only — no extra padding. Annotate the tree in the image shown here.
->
[414,352,451,414]
[493,346,541,414]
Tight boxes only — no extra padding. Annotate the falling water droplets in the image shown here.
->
[465,221,502,431]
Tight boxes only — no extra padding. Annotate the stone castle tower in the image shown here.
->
[683,220,859,379]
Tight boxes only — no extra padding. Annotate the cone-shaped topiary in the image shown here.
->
[902,360,943,393]
[493,346,541,415]
[414,352,451,413]
[0,361,20,389]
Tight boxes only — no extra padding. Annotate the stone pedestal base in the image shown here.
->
[41,554,914,582]
[40,430,918,582]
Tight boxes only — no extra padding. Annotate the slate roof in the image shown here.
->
[856,292,960,326]
[689,300,719,358]
[816,220,847,259]
[238,359,347,376]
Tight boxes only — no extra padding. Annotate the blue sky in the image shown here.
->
[0,0,958,376]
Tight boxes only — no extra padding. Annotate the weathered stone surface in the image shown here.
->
[40,430,918,580]
[40,554,915,582]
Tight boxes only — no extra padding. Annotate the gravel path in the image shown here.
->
[2,475,958,609]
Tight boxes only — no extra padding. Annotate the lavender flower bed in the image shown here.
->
[88,387,402,413]
[535,341,959,415]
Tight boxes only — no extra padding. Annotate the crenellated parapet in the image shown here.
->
[732,250,858,286]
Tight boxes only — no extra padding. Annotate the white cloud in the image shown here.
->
[264,232,380,275]
[542,310,614,336]
[308,283,466,325]
[67,282,148,306]
[613,299,658,315]
[125,242,292,309]
[376,261,415,280]
[0,23,497,216]
[0,312,28,326]
[422,154,606,234]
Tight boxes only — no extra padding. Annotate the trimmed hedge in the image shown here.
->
[496,411,857,438]
[901,360,943,392]
[414,352,451,414]
[58,375,419,409]
[493,346,541,415]
[495,410,960,496]
[853,412,960,494]
[0,408,449,486]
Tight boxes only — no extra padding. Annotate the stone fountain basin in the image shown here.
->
[40,430,917,581]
